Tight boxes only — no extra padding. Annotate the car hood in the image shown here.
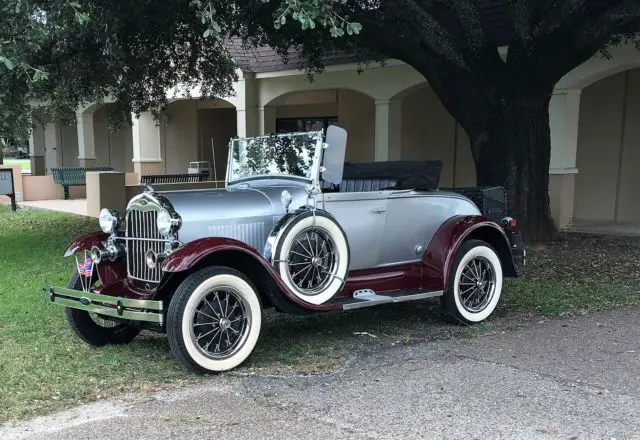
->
[156,183,308,250]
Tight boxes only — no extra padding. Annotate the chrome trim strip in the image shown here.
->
[342,290,443,310]
[44,282,163,324]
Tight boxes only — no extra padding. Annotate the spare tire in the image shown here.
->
[271,209,349,305]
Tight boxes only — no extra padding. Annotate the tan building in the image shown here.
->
[24,42,640,232]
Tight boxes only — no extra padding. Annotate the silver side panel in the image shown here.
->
[378,191,480,266]
[159,181,309,252]
[321,191,391,270]
[207,222,267,253]
[320,190,480,270]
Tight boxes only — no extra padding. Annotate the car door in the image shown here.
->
[321,191,389,270]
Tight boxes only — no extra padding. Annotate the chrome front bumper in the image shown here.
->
[44,281,164,324]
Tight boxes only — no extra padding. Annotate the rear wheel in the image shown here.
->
[65,273,141,346]
[166,267,262,374]
[441,239,503,325]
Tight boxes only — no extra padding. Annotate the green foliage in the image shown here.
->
[268,0,360,36]
[0,0,638,148]
[0,0,358,139]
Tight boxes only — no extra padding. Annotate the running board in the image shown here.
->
[342,289,443,310]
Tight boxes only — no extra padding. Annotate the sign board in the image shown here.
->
[0,168,16,211]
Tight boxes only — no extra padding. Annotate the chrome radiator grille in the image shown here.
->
[126,209,164,283]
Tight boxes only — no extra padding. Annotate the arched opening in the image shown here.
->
[400,85,476,188]
[163,98,236,179]
[574,68,640,228]
[264,89,375,162]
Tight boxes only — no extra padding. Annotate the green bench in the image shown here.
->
[51,167,114,200]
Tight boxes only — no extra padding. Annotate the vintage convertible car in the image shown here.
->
[44,126,525,373]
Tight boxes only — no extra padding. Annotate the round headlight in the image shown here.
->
[156,209,174,236]
[98,208,119,234]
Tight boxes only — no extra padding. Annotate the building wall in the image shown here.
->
[574,69,640,223]
[93,106,133,172]
[266,89,376,162]
[198,108,237,180]
[263,87,476,186]
[337,90,375,163]
[60,123,79,167]
[401,86,475,187]
[164,100,199,174]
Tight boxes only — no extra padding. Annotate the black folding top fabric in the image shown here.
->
[341,160,443,191]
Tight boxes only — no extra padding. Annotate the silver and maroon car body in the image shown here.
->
[45,127,524,328]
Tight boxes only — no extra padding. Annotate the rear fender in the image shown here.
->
[422,216,517,291]
[162,237,339,312]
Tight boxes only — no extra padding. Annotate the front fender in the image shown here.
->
[162,237,338,312]
[162,237,265,273]
[422,216,514,291]
[64,231,109,257]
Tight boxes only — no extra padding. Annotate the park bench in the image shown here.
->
[51,166,114,200]
[141,173,209,185]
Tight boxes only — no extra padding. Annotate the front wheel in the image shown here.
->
[166,267,262,374]
[65,273,141,346]
[441,239,503,325]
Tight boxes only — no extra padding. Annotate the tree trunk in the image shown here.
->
[471,99,556,242]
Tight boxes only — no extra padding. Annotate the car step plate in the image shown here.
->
[343,289,443,310]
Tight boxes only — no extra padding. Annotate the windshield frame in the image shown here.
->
[225,130,324,187]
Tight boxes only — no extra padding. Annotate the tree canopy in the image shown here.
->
[0,0,360,136]
[2,0,640,239]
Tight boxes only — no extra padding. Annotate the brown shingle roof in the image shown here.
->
[224,39,365,73]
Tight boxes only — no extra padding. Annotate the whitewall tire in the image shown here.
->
[441,239,503,324]
[167,267,262,373]
[273,210,349,305]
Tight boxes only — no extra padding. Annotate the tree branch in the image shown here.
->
[391,0,468,68]
[535,0,640,83]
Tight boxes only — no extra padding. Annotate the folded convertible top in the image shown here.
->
[341,160,443,191]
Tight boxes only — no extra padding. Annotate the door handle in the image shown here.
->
[370,207,386,214]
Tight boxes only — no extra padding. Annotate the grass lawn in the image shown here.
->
[1,205,639,424]
[2,159,31,172]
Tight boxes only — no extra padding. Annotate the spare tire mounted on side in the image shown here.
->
[271,209,349,306]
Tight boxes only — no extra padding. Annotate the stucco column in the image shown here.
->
[237,108,260,138]
[374,99,402,161]
[76,110,97,167]
[28,121,46,175]
[44,122,63,173]
[548,89,582,230]
[233,74,260,138]
[131,112,165,177]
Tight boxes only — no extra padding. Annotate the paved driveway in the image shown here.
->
[3,307,640,440]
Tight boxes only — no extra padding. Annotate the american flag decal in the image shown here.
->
[78,258,94,277]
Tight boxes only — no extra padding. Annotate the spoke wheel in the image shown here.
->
[89,313,120,328]
[441,239,503,325]
[286,228,337,296]
[273,210,350,306]
[167,267,262,374]
[190,287,250,360]
[458,257,496,313]
[65,273,140,346]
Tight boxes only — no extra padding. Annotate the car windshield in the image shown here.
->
[227,131,323,184]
